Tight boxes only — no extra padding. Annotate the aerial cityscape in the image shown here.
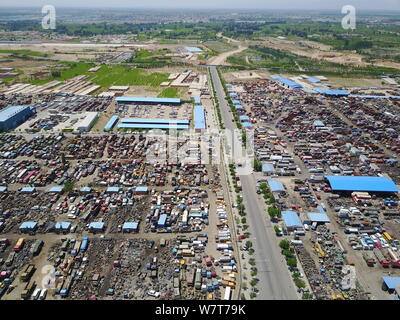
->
[0,1,399,302]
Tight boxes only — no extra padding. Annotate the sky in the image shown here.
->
[0,0,399,10]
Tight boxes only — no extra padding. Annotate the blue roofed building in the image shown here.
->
[194,105,206,132]
[106,187,121,193]
[282,211,303,230]
[0,105,36,132]
[267,179,285,193]
[0,186,7,193]
[325,175,398,193]
[382,277,400,293]
[20,187,35,193]
[122,222,139,233]
[135,186,148,195]
[158,214,167,228]
[271,75,302,89]
[239,115,250,122]
[306,212,330,224]
[194,96,201,104]
[262,163,275,176]
[48,186,63,193]
[55,221,71,232]
[103,115,119,132]
[118,118,189,130]
[185,47,203,53]
[80,186,92,193]
[242,122,252,128]
[116,97,181,105]
[19,221,38,232]
[89,222,105,233]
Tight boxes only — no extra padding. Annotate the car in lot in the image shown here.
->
[148,290,160,298]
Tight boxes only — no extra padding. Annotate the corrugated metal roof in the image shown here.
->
[135,186,148,192]
[122,222,139,229]
[262,163,275,173]
[103,115,119,131]
[118,123,189,130]
[19,221,38,229]
[382,277,400,290]
[326,175,398,192]
[106,187,120,193]
[307,77,321,83]
[307,212,330,223]
[121,118,189,124]
[313,120,325,127]
[20,187,35,193]
[0,105,32,122]
[271,75,303,89]
[55,222,71,229]
[267,179,285,192]
[158,214,167,226]
[282,211,302,228]
[324,90,349,96]
[186,47,203,52]
[89,222,104,229]
[48,186,63,193]
[116,97,181,104]
[194,105,206,130]
[242,122,252,128]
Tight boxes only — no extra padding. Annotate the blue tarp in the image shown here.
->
[325,175,398,192]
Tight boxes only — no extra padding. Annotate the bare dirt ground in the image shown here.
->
[253,37,400,70]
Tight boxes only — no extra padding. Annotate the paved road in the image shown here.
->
[209,66,298,300]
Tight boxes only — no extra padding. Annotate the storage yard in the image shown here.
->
[0,61,241,301]
[223,72,400,300]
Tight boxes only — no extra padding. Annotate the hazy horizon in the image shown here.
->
[0,0,399,11]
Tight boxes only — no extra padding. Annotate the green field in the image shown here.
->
[28,62,169,88]
[157,87,179,98]
[0,49,49,57]
[90,65,169,88]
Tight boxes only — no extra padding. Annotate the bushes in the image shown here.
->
[279,240,290,250]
